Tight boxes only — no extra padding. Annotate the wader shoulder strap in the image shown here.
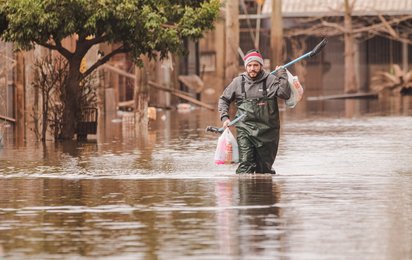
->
[262,77,267,97]
[240,76,267,99]
[241,76,246,99]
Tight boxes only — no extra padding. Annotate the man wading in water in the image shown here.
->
[218,50,291,174]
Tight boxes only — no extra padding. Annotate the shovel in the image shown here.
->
[205,113,246,134]
[271,38,328,74]
[206,38,328,134]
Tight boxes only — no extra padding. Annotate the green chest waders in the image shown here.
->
[235,76,280,174]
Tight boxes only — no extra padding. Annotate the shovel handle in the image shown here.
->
[205,113,246,134]
[270,38,328,74]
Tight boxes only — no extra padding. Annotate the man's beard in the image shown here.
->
[248,70,262,79]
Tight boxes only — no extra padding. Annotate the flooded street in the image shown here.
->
[1,97,412,259]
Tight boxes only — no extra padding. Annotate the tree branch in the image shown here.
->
[84,34,109,48]
[373,31,412,45]
[74,34,109,58]
[81,45,130,79]
[287,15,412,41]
[378,15,399,38]
[37,41,73,60]
[352,15,412,35]
[321,20,346,33]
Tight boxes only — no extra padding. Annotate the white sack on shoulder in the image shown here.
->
[285,69,304,108]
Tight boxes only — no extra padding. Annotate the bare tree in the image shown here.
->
[31,55,97,141]
[31,56,68,141]
[284,0,412,93]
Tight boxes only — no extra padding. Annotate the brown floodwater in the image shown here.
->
[0,96,412,259]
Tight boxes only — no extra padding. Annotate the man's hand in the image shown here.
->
[274,66,286,77]
[223,119,231,128]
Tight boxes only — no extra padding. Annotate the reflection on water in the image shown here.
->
[0,96,412,259]
[0,176,281,259]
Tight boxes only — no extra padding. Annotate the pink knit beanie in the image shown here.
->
[243,50,264,68]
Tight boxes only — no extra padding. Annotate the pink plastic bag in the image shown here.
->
[214,128,239,165]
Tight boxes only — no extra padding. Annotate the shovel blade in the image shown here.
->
[205,126,223,134]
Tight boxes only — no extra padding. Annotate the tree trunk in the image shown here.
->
[33,75,40,140]
[41,87,47,141]
[133,56,150,134]
[344,0,357,93]
[15,52,25,145]
[60,58,82,140]
[224,0,239,86]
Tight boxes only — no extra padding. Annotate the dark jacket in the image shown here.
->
[218,68,290,121]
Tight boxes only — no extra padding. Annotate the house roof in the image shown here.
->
[261,0,412,17]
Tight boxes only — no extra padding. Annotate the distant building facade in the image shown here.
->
[2,0,412,131]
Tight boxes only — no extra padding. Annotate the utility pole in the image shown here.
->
[225,0,239,86]
[255,0,264,49]
[343,0,357,93]
[270,0,283,68]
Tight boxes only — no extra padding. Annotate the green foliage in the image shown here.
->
[0,0,220,139]
[0,0,220,59]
